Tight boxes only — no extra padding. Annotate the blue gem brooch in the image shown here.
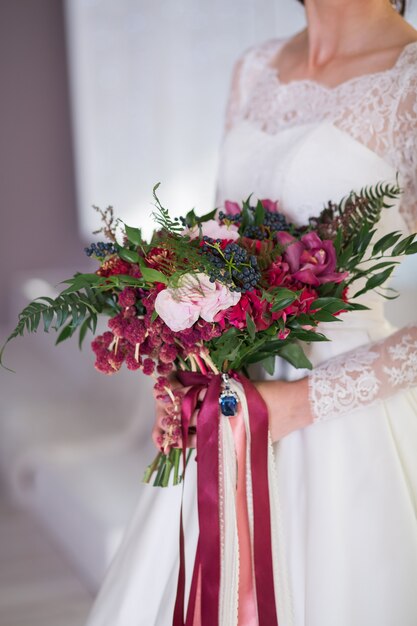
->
[219,373,239,417]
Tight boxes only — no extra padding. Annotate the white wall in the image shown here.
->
[64,0,307,240]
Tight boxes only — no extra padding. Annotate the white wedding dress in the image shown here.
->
[85,38,417,626]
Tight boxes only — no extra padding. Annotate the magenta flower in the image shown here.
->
[260,199,279,213]
[276,231,348,286]
[223,201,241,216]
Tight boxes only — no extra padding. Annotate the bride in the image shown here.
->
[85,1,417,624]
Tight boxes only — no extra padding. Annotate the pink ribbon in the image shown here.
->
[172,371,278,626]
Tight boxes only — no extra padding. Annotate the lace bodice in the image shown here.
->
[226,38,417,233]
[220,37,417,423]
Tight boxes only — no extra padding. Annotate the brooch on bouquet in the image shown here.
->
[219,373,239,416]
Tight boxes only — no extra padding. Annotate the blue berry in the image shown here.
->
[84,241,117,259]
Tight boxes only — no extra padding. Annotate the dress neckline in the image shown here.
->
[266,39,417,93]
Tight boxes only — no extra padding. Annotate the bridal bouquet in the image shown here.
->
[1,182,416,488]
[3,181,417,626]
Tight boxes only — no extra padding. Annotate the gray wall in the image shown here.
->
[0,0,81,325]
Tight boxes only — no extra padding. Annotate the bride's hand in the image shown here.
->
[254,377,314,442]
[152,377,203,451]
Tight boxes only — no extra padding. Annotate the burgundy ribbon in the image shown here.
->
[235,373,278,626]
[172,371,278,626]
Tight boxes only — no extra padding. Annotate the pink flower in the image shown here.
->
[223,201,242,216]
[259,199,279,213]
[276,231,348,286]
[184,219,239,241]
[154,273,241,332]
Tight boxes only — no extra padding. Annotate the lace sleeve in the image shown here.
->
[309,325,417,422]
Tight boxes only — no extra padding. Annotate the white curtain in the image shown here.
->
[64,0,305,239]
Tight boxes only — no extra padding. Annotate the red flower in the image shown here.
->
[266,257,292,287]
[145,247,174,272]
[97,257,132,278]
[215,290,272,331]
[277,231,348,286]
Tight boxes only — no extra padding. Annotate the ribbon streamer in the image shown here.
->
[172,371,278,626]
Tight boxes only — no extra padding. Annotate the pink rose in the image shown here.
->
[155,273,240,332]
[153,288,200,332]
[184,219,239,241]
[276,231,348,286]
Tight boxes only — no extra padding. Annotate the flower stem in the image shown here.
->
[195,354,208,374]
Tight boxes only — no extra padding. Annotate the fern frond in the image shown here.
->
[311,179,402,242]
[0,289,112,370]
[151,183,183,234]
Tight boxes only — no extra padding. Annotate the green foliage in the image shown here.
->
[313,180,402,244]
[340,180,401,241]
[124,225,144,247]
[0,286,115,370]
[183,207,217,229]
[151,183,183,234]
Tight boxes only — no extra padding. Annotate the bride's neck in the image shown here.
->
[302,0,398,68]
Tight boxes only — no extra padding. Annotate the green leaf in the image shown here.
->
[254,200,265,227]
[270,288,298,312]
[137,258,168,284]
[239,198,254,233]
[363,261,398,273]
[55,324,75,345]
[333,227,343,256]
[278,343,313,370]
[372,231,402,255]
[42,308,54,332]
[392,234,416,256]
[118,247,140,264]
[245,313,256,341]
[261,355,276,376]
[197,208,217,224]
[288,329,329,342]
[124,225,143,246]
[151,309,159,323]
[78,317,92,349]
[312,309,342,322]
[313,297,347,313]
[184,209,197,228]
[405,241,417,255]
[354,266,395,298]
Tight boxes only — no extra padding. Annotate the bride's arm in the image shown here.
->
[260,324,417,441]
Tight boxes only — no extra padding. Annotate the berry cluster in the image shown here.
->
[219,205,292,240]
[217,210,241,223]
[84,241,117,259]
[201,238,261,293]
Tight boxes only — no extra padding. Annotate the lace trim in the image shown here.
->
[309,347,380,422]
[228,38,417,232]
[384,333,417,387]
